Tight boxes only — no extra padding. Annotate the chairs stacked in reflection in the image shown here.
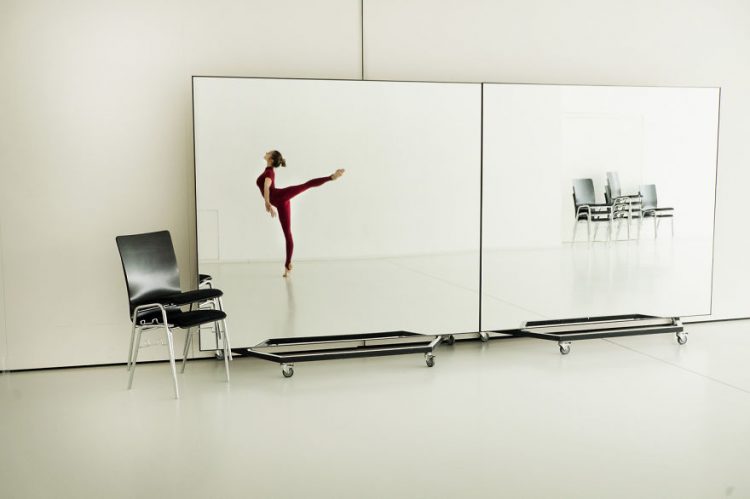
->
[572,172,674,242]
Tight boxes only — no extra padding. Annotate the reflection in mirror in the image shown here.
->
[481,84,719,330]
[194,78,481,348]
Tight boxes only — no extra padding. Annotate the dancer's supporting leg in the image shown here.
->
[276,200,294,277]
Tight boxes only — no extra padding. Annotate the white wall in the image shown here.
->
[0,221,6,372]
[365,0,750,320]
[195,78,480,261]
[2,0,749,369]
[483,84,718,248]
[0,0,361,369]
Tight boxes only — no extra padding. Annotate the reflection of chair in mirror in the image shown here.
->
[116,231,231,398]
[639,184,674,237]
[572,178,612,242]
[604,171,642,240]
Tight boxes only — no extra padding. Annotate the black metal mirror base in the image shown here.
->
[231,331,442,377]
[492,314,684,355]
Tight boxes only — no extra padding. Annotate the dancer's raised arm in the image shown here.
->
[264,177,276,218]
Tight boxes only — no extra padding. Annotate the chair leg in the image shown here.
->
[217,297,232,361]
[671,217,675,236]
[572,220,578,242]
[127,320,137,371]
[128,327,143,389]
[654,218,658,238]
[181,327,194,374]
[221,319,231,382]
[165,326,180,399]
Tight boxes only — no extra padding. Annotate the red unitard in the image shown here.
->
[256,166,332,268]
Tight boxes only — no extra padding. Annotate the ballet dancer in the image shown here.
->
[256,150,345,277]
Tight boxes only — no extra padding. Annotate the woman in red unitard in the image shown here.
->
[256,150,345,277]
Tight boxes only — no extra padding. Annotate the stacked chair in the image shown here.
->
[116,230,231,398]
[572,178,613,242]
[639,184,675,237]
[572,172,675,242]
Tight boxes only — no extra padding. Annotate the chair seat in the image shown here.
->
[135,307,227,328]
[577,214,611,221]
[643,209,674,218]
[161,288,223,306]
[131,288,223,311]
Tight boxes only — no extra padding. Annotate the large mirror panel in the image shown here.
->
[194,78,481,348]
[481,84,719,330]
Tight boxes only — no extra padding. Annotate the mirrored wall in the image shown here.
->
[194,77,482,348]
[481,84,719,330]
[194,78,719,347]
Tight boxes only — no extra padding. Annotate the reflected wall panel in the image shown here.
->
[481,84,719,330]
[194,78,481,347]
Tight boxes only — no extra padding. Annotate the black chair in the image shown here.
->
[116,230,231,398]
[639,184,674,237]
[572,178,612,242]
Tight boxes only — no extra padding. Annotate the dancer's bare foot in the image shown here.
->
[283,263,293,278]
[331,168,345,180]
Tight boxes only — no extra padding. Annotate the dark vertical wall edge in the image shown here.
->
[709,87,722,316]
[478,84,484,333]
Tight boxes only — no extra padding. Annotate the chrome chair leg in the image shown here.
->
[127,320,137,371]
[128,327,143,389]
[165,327,180,399]
[181,327,193,374]
[217,297,232,361]
[221,319,231,382]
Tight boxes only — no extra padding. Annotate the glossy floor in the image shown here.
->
[200,236,711,349]
[2,321,749,498]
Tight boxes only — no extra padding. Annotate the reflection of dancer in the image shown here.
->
[256,150,345,277]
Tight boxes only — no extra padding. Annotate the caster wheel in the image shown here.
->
[444,335,455,346]
[559,342,571,355]
[479,332,489,343]
[676,332,688,345]
[425,353,435,367]
[281,364,294,378]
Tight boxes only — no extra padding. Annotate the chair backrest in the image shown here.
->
[606,171,622,199]
[572,178,596,206]
[639,184,658,210]
[116,231,181,315]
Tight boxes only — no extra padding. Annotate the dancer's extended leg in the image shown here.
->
[271,170,344,276]
[273,176,332,203]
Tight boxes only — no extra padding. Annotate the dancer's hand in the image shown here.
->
[266,202,276,218]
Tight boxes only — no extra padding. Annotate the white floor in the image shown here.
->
[200,236,712,348]
[482,236,714,329]
[199,254,481,348]
[2,320,749,499]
